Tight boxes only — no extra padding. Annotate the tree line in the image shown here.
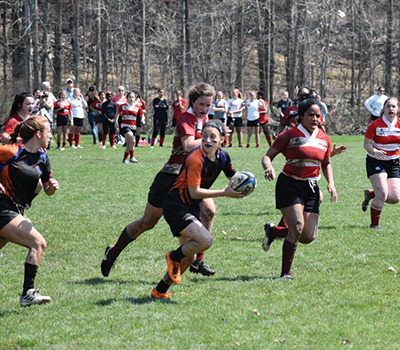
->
[1,0,398,133]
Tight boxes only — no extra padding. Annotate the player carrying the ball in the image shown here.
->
[152,120,243,298]
[262,97,338,280]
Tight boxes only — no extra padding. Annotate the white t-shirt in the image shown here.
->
[246,99,262,121]
[70,98,85,119]
[364,94,388,117]
[228,98,244,118]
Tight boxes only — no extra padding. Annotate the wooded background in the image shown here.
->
[1,0,398,133]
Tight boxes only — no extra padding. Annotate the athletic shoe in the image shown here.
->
[262,222,275,252]
[130,157,138,163]
[20,289,51,307]
[361,189,371,212]
[101,145,106,149]
[122,159,128,164]
[101,245,115,277]
[70,145,77,149]
[159,145,164,148]
[281,273,293,280]
[150,145,154,149]
[76,145,83,149]
[54,147,60,151]
[151,287,172,299]
[60,147,65,151]
[369,224,382,229]
[166,251,181,284]
[238,144,243,148]
[111,145,117,149]
[228,143,233,148]
[189,260,215,276]
[99,142,103,148]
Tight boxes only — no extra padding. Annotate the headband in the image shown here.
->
[203,121,225,136]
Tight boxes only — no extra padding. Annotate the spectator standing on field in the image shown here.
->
[133,90,147,147]
[86,86,99,144]
[172,90,187,128]
[245,91,261,148]
[151,88,169,148]
[54,91,72,150]
[364,87,388,122]
[257,91,272,146]
[69,88,87,149]
[277,91,293,119]
[227,89,245,147]
[101,91,118,149]
[65,78,74,101]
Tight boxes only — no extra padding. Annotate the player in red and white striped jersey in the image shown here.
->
[362,97,400,228]
[116,92,144,163]
[262,97,337,280]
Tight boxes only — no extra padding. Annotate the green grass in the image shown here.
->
[1,134,400,349]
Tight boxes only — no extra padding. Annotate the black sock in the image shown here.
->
[109,227,134,261]
[156,280,170,294]
[170,246,185,262]
[23,263,39,295]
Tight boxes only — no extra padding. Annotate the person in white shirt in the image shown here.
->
[227,89,244,147]
[364,87,388,122]
[69,88,87,148]
[65,78,74,101]
[245,91,261,148]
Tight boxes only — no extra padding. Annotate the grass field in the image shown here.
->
[1,134,400,350]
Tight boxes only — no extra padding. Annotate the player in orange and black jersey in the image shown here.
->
[151,120,243,298]
[0,116,59,306]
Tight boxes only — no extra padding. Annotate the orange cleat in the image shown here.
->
[166,251,181,284]
[151,287,172,299]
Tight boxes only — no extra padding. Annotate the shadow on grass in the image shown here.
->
[126,296,177,305]
[70,277,133,285]
[191,275,278,283]
[220,211,270,217]
[0,309,20,318]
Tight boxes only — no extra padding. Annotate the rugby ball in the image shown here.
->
[231,171,257,196]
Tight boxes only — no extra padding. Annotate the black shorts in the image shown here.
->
[247,119,260,127]
[0,196,23,230]
[96,115,103,123]
[227,117,243,127]
[73,118,84,127]
[163,197,201,237]
[366,156,400,178]
[57,114,70,127]
[147,171,178,208]
[120,127,136,137]
[275,173,320,214]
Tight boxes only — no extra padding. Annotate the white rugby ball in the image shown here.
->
[231,171,257,196]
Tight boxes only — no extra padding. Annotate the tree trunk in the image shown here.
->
[385,0,393,95]
[184,0,193,87]
[286,0,296,97]
[140,0,146,94]
[95,0,102,90]
[30,0,39,89]
[180,0,186,91]
[235,0,244,90]
[3,3,8,91]
[53,0,63,91]
[24,0,32,91]
[41,0,49,83]
[75,0,80,85]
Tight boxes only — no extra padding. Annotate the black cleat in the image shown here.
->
[101,245,115,277]
[190,260,215,276]
[361,189,371,212]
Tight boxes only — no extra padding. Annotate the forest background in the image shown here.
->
[1,0,398,134]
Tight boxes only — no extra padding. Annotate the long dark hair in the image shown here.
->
[9,92,33,117]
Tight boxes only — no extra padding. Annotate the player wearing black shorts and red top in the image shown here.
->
[101,83,218,278]
[54,91,72,150]
[152,120,243,298]
[0,116,59,306]
[116,91,144,163]
[361,97,400,228]
[262,98,337,280]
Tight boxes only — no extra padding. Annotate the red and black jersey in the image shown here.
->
[54,99,72,116]
[259,101,268,124]
[118,102,144,130]
[365,115,400,160]
[172,98,188,121]
[163,108,209,173]
[90,99,103,113]
[0,142,52,209]
[273,124,331,181]
[3,114,25,136]
[169,146,235,205]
